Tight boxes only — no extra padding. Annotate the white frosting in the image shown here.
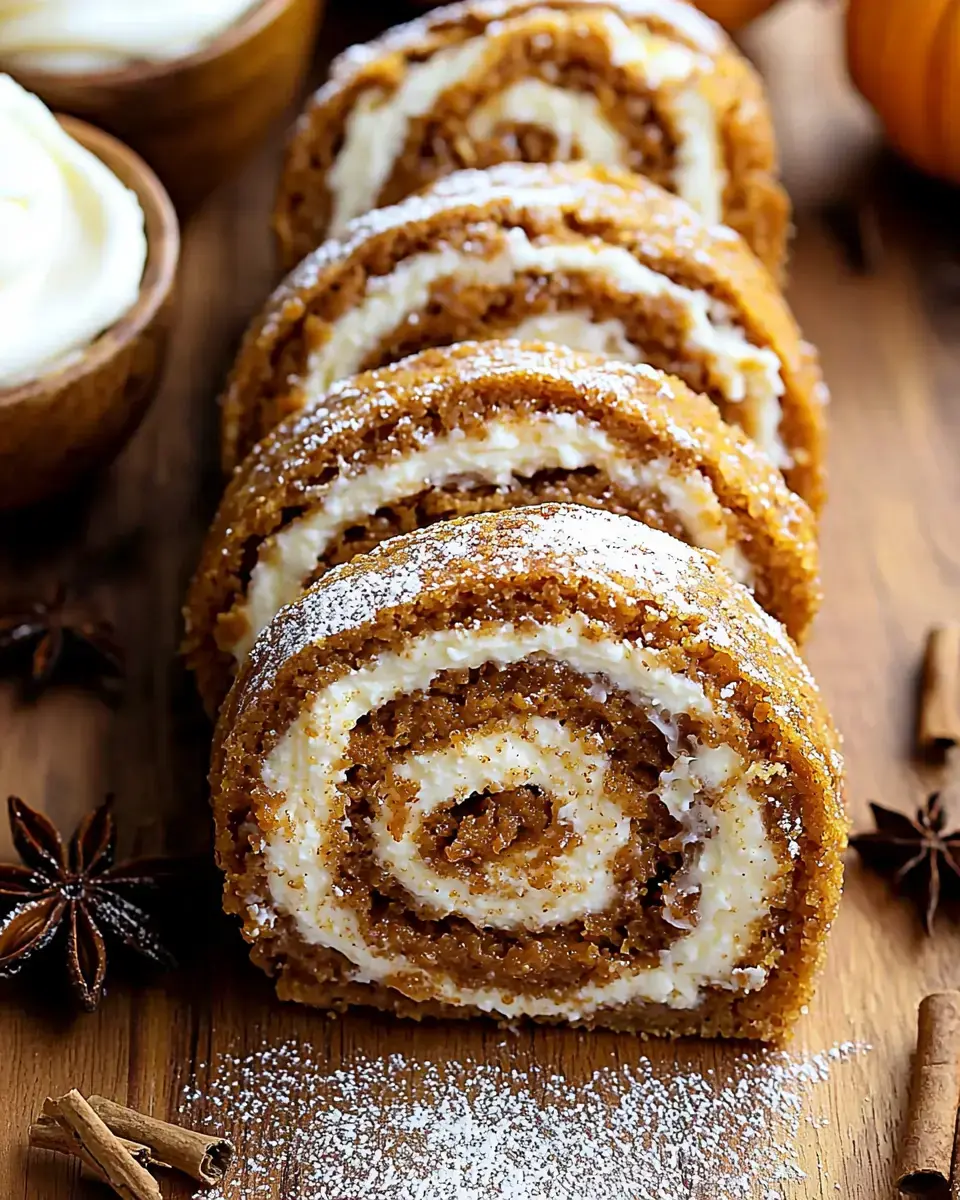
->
[664,83,727,226]
[303,228,786,464]
[505,309,641,359]
[372,717,630,929]
[467,78,630,162]
[232,411,750,662]
[305,242,513,393]
[598,14,703,87]
[0,0,263,72]
[0,75,147,387]
[326,9,721,235]
[259,615,782,1018]
[328,37,490,236]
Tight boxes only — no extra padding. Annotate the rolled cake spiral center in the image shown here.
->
[260,615,782,1018]
[211,505,844,1037]
[424,784,561,868]
[371,717,631,930]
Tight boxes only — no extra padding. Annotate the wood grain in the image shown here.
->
[1,2,959,1197]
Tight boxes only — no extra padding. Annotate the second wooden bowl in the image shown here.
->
[0,118,179,511]
[5,0,323,212]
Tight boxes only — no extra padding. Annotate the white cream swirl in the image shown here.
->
[232,411,753,664]
[326,8,723,235]
[301,228,787,465]
[0,0,263,72]
[259,616,783,1019]
[0,75,147,388]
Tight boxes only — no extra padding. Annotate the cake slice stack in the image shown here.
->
[187,0,845,1042]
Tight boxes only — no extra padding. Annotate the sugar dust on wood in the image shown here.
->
[179,1038,870,1200]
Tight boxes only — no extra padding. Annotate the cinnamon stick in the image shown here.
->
[897,992,960,1194]
[918,625,960,754]
[43,1091,161,1200]
[29,1117,158,1182]
[87,1094,235,1186]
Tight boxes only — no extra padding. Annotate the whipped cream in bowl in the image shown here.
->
[0,75,178,508]
[0,0,266,74]
[0,74,148,388]
[0,0,320,210]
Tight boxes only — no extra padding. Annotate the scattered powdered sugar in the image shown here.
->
[319,0,724,105]
[276,338,691,458]
[180,1038,869,1200]
[273,161,713,300]
[241,504,703,699]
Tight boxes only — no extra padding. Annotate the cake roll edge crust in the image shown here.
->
[273,0,789,274]
[211,505,845,1043]
[190,340,822,715]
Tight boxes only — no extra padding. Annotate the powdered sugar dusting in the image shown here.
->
[243,504,702,698]
[321,0,725,98]
[269,162,740,319]
[280,338,696,455]
[235,502,842,828]
[180,1038,869,1199]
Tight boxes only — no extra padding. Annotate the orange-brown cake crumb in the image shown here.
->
[274,0,789,275]
[232,163,823,501]
[210,504,845,1042]
[188,340,821,713]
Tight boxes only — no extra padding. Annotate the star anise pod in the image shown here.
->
[850,793,960,933]
[0,796,177,1010]
[0,582,123,700]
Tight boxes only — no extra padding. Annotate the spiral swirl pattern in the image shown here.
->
[274,0,788,274]
[213,506,845,1038]
[260,615,778,1017]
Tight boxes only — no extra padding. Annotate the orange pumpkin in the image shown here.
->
[693,0,779,30]
[847,0,960,185]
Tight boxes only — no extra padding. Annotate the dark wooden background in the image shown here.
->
[3,2,960,1196]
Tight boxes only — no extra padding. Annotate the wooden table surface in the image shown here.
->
[2,2,959,1197]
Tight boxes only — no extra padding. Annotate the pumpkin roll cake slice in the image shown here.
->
[210,505,845,1040]
[228,164,825,502]
[189,340,820,714]
[274,0,789,273]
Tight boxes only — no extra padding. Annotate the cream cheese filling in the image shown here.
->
[302,228,787,465]
[0,0,262,72]
[259,615,781,1017]
[466,78,631,162]
[328,37,490,237]
[0,76,147,387]
[505,310,641,359]
[372,717,630,930]
[663,84,727,228]
[232,411,752,663]
[326,9,721,234]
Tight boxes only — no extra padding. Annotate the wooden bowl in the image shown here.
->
[0,118,179,511]
[4,0,324,212]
